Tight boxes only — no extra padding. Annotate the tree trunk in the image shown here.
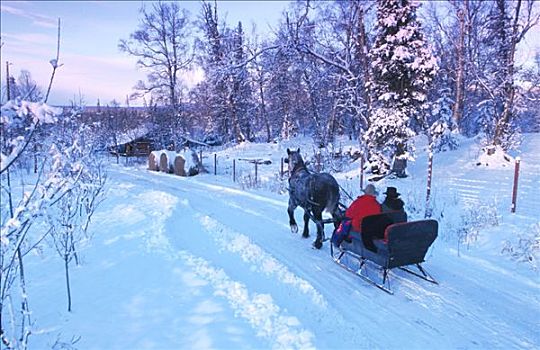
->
[303,71,323,145]
[355,4,372,126]
[17,248,31,342]
[494,0,522,147]
[452,3,467,132]
[65,257,72,312]
[258,84,271,143]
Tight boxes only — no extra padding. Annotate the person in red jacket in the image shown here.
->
[345,184,382,232]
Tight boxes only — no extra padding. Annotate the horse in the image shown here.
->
[285,148,341,249]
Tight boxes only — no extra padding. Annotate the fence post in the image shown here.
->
[511,157,521,213]
[34,143,38,174]
[214,153,217,175]
[255,162,258,184]
[233,159,236,182]
[425,145,434,218]
[360,151,365,190]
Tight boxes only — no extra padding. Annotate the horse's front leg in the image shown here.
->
[288,200,298,234]
[302,210,310,238]
[312,211,324,249]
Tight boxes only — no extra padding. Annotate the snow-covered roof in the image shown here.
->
[112,125,151,146]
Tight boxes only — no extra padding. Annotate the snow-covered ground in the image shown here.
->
[27,134,539,349]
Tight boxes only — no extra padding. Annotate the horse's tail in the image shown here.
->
[324,176,340,214]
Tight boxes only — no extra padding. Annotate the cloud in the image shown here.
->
[1,4,57,28]
[2,32,56,46]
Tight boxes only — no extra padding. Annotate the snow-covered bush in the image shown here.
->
[46,119,107,312]
[1,100,106,347]
[307,144,350,173]
[1,100,63,349]
[238,174,259,190]
[452,202,501,256]
[501,223,540,271]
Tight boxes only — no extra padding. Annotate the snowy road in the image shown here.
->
[51,164,538,350]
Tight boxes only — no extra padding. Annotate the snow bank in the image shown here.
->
[476,145,514,168]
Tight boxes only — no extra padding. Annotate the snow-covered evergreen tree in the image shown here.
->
[429,90,459,152]
[197,3,255,143]
[196,1,233,142]
[227,21,251,142]
[367,0,438,175]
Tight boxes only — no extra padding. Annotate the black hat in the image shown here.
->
[384,187,400,198]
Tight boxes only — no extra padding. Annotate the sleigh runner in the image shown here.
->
[330,213,438,294]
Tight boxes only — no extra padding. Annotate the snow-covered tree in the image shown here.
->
[1,70,43,104]
[197,1,232,141]
[227,21,252,142]
[1,100,61,349]
[196,2,258,144]
[289,0,375,144]
[518,52,540,133]
[1,100,107,347]
[480,0,538,150]
[48,117,106,312]
[429,90,459,152]
[367,0,438,176]
[119,1,193,141]
[249,37,273,142]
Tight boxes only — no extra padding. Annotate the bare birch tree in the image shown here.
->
[119,1,193,144]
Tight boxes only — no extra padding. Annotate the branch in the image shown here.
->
[231,45,279,69]
[44,18,62,103]
[0,123,38,175]
[302,45,353,76]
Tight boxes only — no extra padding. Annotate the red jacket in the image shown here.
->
[345,195,382,232]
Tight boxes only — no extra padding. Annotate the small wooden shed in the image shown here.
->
[111,136,153,157]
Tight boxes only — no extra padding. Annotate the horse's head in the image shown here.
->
[285,148,305,176]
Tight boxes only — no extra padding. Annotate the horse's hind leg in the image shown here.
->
[288,201,298,234]
[312,210,324,249]
[302,210,310,238]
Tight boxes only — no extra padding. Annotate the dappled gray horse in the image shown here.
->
[286,148,341,249]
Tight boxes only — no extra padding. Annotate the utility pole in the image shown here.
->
[6,61,11,100]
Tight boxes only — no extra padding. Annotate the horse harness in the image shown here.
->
[288,163,322,209]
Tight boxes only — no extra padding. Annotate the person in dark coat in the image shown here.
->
[381,187,405,212]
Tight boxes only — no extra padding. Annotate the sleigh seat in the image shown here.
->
[331,213,438,294]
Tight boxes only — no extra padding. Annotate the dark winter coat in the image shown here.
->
[381,197,405,212]
[345,195,382,232]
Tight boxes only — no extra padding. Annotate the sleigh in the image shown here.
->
[330,212,438,294]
